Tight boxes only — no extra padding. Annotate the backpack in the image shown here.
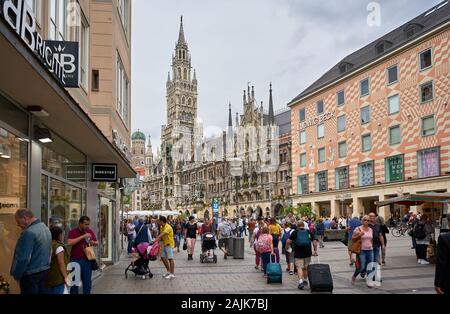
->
[220,223,232,238]
[295,229,311,247]
[256,234,271,253]
[281,228,292,246]
[413,223,427,240]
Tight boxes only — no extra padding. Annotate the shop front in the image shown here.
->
[0,13,135,293]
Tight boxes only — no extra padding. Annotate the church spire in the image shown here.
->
[268,83,275,125]
[228,103,233,127]
[177,16,186,45]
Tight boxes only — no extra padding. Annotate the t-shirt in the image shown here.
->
[201,224,213,234]
[354,227,373,251]
[68,228,97,260]
[269,224,281,236]
[217,222,232,239]
[186,223,198,238]
[160,223,175,248]
[370,223,382,247]
[289,229,316,259]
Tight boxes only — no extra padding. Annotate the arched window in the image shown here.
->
[183,51,185,59]
[178,50,181,59]
[183,68,187,80]
[178,68,181,79]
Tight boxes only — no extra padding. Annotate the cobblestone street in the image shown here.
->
[92,233,437,294]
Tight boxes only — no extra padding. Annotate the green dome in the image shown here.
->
[132,130,146,141]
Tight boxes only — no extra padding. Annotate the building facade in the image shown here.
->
[133,18,292,219]
[0,0,134,293]
[289,3,450,221]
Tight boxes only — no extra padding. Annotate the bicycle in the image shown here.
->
[392,224,411,237]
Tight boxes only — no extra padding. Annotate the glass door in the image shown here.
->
[99,197,114,262]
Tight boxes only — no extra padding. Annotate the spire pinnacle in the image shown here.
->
[268,83,275,125]
[228,103,233,127]
[177,15,186,45]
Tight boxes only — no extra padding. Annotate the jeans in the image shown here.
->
[353,250,374,279]
[238,227,244,238]
[373,246,381,264]
[69,259,93,295]
[20,270,48,295]
[411,237,417,249]
[272,235,279,249]
[260,252,271,274]
[127,234,135,254]
[248,231,253,242]
[175,233,182,250]
[46,284,65,294]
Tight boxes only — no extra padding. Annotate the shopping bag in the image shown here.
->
[84,245,96,261]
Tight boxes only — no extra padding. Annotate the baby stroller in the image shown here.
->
[125,242,159,279]
[200,232,218,264]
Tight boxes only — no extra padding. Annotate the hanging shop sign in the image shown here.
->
[1,0,79,87]
[300,111,336,131]
[92,164,118,182]
[64,164,87,184]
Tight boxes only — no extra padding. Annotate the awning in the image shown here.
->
[0,20,135,178]
[376,193,450,208]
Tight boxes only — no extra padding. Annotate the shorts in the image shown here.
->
[161,246,174,259]
[347,240,353,250]
[219,238,229,250]
[295,257,311,270]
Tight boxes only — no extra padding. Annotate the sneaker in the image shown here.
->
[254,266,259,270]
[289,271,294,276]
[361,273,366,279]
[421,260,430,265]
[164,274,175,280]
[417,259,422,264]
[163,273,171,278]
[298,282,305,290]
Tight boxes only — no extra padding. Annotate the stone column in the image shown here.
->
[312,202,320,217]
[378,195,389,220]
[353,197,364,217]
[330,200,337,218]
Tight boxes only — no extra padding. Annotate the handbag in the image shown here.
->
[90,259,100,271]
[84,244,97,261]
[183,240,187,251]
[351,228,362,254]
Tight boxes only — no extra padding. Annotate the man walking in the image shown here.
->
[435,214,450,295]
[217,218,232,259]
[67,216,98,294]
[153,216,175,279]
[286,221,318,290]
[10,209,52,294]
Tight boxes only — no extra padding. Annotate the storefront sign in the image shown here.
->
[1,0,79,87]
[300,111,336,130]
[64,164,87,184]
[92,164,117,182]
[0,197,20,214]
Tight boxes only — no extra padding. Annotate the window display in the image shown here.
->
[336,167,349,190]
[386,155,404,182]
[359,161,374,187]
[418,147,440,178]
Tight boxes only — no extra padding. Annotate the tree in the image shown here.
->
[297,204,313,219]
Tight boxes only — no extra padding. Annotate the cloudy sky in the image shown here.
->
[131,0,443,153]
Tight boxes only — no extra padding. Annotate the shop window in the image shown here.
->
[385,155,404,183]
[100,198,114,262]
[358,161,374,187]
[336,166,349,190]
[418,147,440,178]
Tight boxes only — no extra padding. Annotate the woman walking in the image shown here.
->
[184,216,198,261]
[174,217,183,253]
[256,227,274,278]
[126,219,136,256]
[269,218,282,249]
[351,215,374,288]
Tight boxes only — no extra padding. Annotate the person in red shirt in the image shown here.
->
[67,216,98,294]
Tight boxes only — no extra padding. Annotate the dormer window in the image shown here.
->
[404,23,424,39]
[339,62,353,74]
[375,40,393,55]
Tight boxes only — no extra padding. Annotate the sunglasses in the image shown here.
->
[363,219,370,221]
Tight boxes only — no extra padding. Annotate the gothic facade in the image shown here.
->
[131,18,292,218]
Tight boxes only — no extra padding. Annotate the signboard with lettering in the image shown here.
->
[300,111,336,131]
[212,198,220,213]
[0,0,79,87]
[64,164,87,184]
[92,164,117,182]
[0,197,20,214]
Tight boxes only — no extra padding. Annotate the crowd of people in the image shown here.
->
[8,207,450,295]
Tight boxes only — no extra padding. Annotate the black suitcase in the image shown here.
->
[307,260,333,293]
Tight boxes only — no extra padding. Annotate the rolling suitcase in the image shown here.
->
[266,255,282,284]
[233,237,245,259]
[307,257,333,293]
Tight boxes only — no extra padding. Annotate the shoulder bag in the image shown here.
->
[351,227,362,254]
